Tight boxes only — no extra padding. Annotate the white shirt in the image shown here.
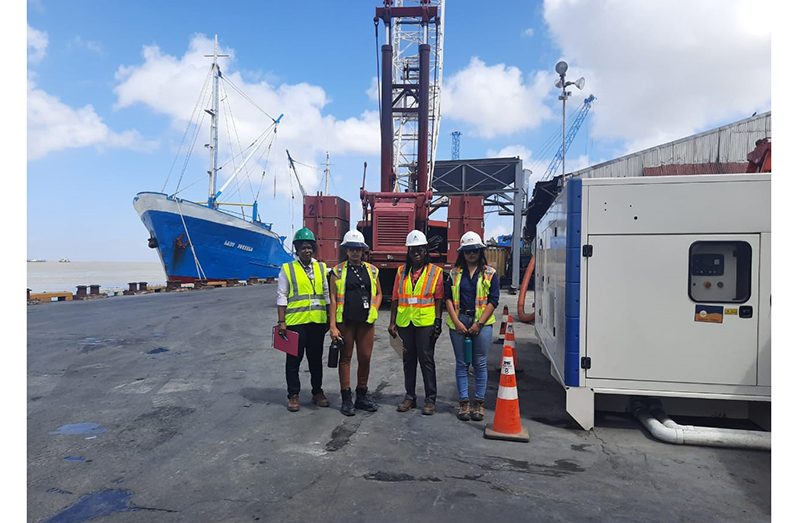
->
[276,257,330,306]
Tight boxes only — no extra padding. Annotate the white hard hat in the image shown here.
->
[458,231,486,251]
[341,230,368,248]
[405,229,428,247]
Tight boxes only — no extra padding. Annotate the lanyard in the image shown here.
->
[348,264,368,291]
[348,264,370,309]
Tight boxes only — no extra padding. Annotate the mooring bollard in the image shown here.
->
[138,282,148,292]
[247,276,258,285]
[166,280,181,291]
[27,288,31,301]
[89,284,101,296]
[128,282,137,293]
[75,285,88,299]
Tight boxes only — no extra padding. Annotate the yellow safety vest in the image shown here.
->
[395,263,443,328]
[333,262,379,324]
[446,265,497,329]
[283,260,328,326]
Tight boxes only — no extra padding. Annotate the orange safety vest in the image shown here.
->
[395,263,443,328]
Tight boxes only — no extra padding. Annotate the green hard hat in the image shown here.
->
[293,227,316,243]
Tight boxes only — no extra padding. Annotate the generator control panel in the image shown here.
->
[689,241,752,303]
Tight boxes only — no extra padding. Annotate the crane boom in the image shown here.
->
[379,0,445,192]
[545,94,596,180]
[285,149,307,197]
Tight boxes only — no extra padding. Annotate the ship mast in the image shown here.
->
[205,35,228,208]
[324,151,330,195]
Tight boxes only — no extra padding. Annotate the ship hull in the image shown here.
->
[133,192,293,281]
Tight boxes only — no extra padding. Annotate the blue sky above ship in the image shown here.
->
[26,0,772,261]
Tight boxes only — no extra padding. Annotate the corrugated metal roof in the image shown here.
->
[571,112,771,179]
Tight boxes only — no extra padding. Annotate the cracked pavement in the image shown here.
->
[28,285,770,522]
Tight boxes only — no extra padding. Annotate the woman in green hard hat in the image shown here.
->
[276,227,332,412]
[328,229,383,416]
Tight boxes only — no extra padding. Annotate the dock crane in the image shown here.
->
[358,0,447,291]
[298,1,447,294]
[518,94,596,323]
[543,94,596,181]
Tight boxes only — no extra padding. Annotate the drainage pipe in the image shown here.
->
[632,400,770,451]
[516,255,535,323]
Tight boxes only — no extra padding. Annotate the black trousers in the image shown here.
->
[285,323,327,397]
[398,324,437,404]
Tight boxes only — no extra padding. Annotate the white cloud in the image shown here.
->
[27,80,154,160]
[114,34,380,197]
[487,144,533,166]
[366,76,379,102]
[484,221,511,242]
[70,36,102,54]
[543,0,771,151]
[442,57,555,138]
[522,28,535,39]
[26,25,153,160]
[27,25,47,64]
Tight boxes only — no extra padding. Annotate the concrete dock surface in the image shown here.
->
[28,285,770,522]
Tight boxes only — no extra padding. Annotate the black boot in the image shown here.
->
[354,387,378,412]
[340,388,355,416]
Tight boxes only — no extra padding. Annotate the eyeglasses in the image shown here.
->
[408,246,426,254]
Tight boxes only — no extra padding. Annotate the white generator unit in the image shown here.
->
[534,174,771,430]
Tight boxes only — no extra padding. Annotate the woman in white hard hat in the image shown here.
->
[388,229,444,415]
[444,231,500,421]
[329,230,383,416]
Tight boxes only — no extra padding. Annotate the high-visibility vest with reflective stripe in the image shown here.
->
[395,263,443,328]
[446,265,497,329]
[333,262,379,324]
[283,260,328,326]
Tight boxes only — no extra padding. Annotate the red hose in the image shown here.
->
[516,255,535,324]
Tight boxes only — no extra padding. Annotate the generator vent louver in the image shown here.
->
[376,213,411,246]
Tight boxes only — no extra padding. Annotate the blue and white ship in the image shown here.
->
[134,36,292,282]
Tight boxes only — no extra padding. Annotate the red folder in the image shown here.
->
[272,326,299,357]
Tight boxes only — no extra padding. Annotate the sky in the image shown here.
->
[24,0,773,262]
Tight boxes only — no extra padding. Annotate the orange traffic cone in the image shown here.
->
[494,305,509,345]
[503,316,523,373]
[484,318,530,442]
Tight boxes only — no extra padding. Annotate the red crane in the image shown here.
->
[303,1,449,293]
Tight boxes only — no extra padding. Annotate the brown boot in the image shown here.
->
[457,400,471,421]
[287,394,300,412]
[422,402,436,415]
[312,391,330,407]
[470,399,485,421]
[397,398,416,412]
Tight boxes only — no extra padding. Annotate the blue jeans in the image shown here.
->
[448,314,492,401]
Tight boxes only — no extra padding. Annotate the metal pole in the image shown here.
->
[562,84,567,178]
[512,160,523,292]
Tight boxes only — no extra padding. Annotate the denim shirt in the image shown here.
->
[444,265,500,313]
